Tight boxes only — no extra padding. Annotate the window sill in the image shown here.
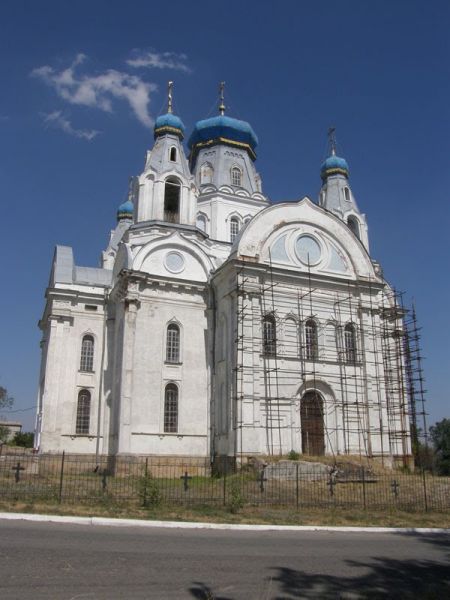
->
[164,361,183,366]
[79,370,95,374]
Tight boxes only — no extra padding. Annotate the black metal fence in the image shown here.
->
[0,452,449,512]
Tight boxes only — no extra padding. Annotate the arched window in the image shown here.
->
[164,177,181,223]
[263,314,276,357]
[196,214,207,232]
[164,383,178,433]
[80,335,94,372]
[344,187,350,201]
[200,162,213,184]
[305,319,318,360]
[347,215,360,240]
[231,166,242,187]
[230,217,240,242]
[166,323,180,363]
[344,323,357,364]
[169,147,177,162]
[76,389,91,434]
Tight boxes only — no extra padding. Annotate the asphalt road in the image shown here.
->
[0,520,448,599]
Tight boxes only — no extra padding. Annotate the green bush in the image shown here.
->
[12,431,34,448]
[139,472,162,507]
[228,478,245,514]
[287,449,300,461]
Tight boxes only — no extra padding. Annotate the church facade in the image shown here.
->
[35,88,412,464]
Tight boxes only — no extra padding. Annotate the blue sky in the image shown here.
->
[0,0,449,431]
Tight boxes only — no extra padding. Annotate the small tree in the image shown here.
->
[0,425,10,443]
[0,386,14,410]
[12,431,34,448]
[429,418,450,475]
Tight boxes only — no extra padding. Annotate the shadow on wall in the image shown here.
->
[188,534,450,599]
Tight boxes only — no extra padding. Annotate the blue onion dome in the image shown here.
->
[188,115,258,161]
[154,112,185,140]
[117,199,134,221]
[320,154,349,180]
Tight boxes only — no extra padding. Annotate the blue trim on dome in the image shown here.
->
[320,155,349,180]
[188,115,258,153]
[154,113,185,140]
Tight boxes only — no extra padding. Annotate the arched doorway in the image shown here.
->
[300,391,325,456]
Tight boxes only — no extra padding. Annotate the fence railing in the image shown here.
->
[0,452,448,512]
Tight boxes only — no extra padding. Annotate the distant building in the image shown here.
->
[0,421,22,443]
[35,85,412,465]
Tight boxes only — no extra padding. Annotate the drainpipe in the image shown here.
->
[95,288,109,463]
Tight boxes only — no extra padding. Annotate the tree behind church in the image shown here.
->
[430,418,450,475]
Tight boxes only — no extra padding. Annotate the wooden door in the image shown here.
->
[301,391,325,456]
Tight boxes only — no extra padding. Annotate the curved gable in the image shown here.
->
[235,197,378,280]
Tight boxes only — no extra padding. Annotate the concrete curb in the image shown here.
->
[0,512,449,534]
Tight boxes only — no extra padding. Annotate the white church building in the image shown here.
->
[35,86,412,465]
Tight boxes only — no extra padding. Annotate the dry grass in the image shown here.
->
[0,499,449,529]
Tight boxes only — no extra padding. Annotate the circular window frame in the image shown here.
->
[295,234,323,266]
[164,251,185,274]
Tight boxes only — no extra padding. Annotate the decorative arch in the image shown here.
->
[284,316,298,356]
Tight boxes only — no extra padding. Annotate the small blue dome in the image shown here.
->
[154,113,185,140]
[320,154,349,180]
[117,200,134,221]
[188,115,258,159]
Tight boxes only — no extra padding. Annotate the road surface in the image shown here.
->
[0,519,448,598]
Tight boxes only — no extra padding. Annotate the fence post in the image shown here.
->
[422,467,428,512]
[223,469,227,506]
[142,457,148,507]
[361,466,366,510]
[58,451,65,504]
[296,463,299,510]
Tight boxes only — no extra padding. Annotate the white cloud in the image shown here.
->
[42,111,100,141]
[32,54,156,128]
[126,50,191,73]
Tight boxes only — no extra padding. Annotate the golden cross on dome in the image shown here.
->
[328,126,337,156]
[167,81,173,114]
[219,81,226,115]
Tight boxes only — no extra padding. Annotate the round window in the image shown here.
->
[295,235,322,265]
[165,251,185,273]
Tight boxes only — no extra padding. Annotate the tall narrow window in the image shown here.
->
[80,335,94,372]
[166,323,180,363]
[230,217,240,242]
[344,323,357,364]
[76,389,91,434]
[347,216,360,240]
[164,177,181,223]
[164,383,178,433]
[344,187,350,201]
[305,319,318,360]
[263,315,276,357]
[169,147,177,162]
[200,162,213,184]
[196,214,207,232]
[231,166,242,187]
